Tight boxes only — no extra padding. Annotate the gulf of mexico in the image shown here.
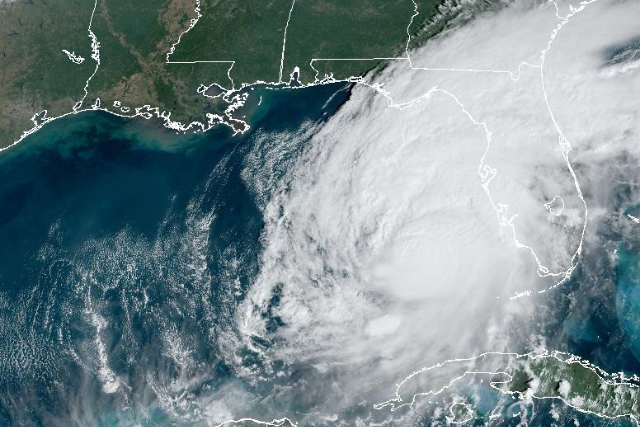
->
[0,82,350,427]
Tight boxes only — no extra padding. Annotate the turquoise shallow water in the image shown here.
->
[616,246,640,363]
[0,83,351,426]
[0,80,639,427]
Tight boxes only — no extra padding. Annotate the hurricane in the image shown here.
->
[1,0,640,426]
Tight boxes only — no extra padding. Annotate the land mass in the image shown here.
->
[216,418,296,427]
[0,0,458,149]
[376,351,640,424]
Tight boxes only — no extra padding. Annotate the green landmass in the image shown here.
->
[0,0,449,149]
[448,403,474,423]
[0,0,95,145]
[378,351,640,423]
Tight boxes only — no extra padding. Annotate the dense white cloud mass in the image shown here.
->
[5,1,640,425]
[545,0,640,190]
[243,87,530,360]
[232,0,640,423]
[409,1,558,73]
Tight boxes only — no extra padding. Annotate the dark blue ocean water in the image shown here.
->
[0,79,639,427]
[0,83,351,427]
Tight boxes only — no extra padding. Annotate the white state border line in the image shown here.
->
[278,0,297,83]
[346,0,596,299]
[0,0,629,425]
[165,60,237,89]
[0,0,591,301]
[1,0,603,302]
[75,0,100,113]
[165,0,202,63]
